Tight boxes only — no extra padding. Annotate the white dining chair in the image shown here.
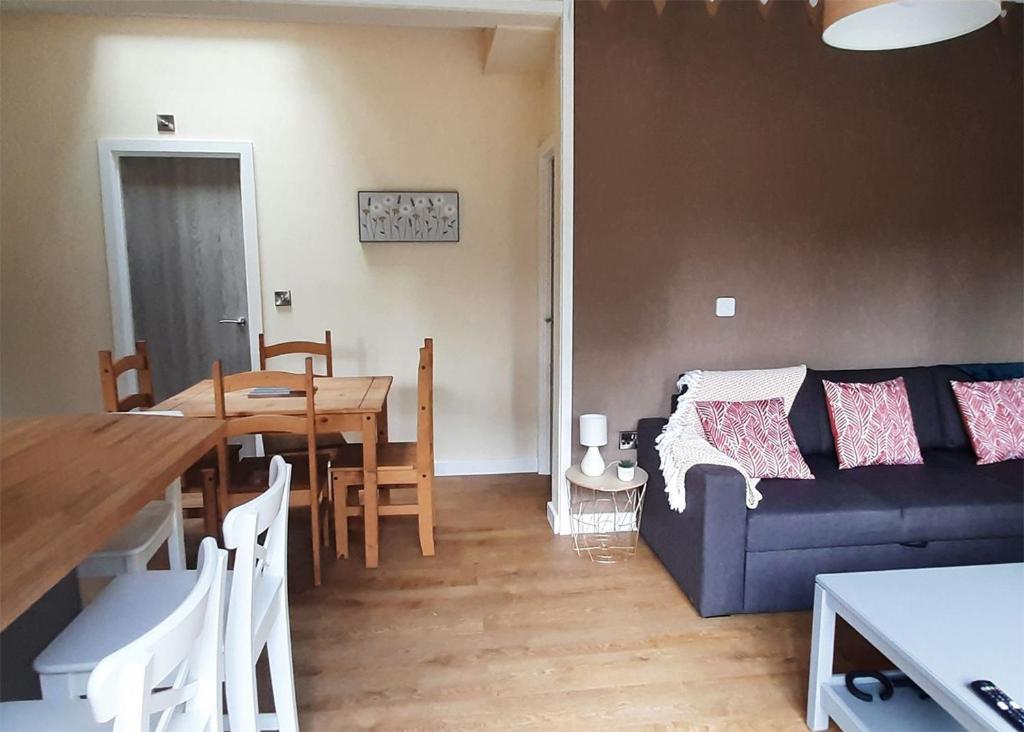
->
[0,536,226,732]
[222,454,299,732]
[34,456,299,732]
[77,411,188,577]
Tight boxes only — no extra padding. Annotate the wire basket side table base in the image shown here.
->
[571,484,647,563]
[565,464,649,564]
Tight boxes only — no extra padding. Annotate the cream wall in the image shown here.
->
[0,12,554,472]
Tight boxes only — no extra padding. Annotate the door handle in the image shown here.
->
[544,317,553,324]
[218,317,247,327]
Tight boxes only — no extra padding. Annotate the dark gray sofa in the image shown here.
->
[637,364,1024,617]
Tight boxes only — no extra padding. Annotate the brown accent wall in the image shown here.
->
[573,0,1024,460]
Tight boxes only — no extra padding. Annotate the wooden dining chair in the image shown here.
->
[329,338,435,565]
[259,330,333,375]
[258,330,347,454]
[99,341,222,535]
[98,341,154,412]
[214,357,330,586]
[91,344,187,575]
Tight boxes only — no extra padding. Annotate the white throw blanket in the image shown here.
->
[654,365,808,512]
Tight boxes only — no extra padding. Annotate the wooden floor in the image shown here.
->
[256,473,865,731]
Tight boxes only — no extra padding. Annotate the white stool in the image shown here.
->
[77,479,185,577]
[1,537,226,732]
[77,411,190,577]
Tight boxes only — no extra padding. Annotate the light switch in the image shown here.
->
[156,114,175,134]
[716,297,736,317]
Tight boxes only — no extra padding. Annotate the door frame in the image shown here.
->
[548,0,575,535]
[536,134,557,478]
[97,139,264,375]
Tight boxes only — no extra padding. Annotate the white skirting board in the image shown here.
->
[547,501,560,533]
[434,457,539,476]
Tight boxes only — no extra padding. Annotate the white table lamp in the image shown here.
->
[580,413,608,477]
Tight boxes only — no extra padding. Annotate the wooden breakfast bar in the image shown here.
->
[0,413,224,698]
[0,413,225,628]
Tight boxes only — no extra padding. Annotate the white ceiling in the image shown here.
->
[0,0,564,29]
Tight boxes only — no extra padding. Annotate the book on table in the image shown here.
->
[247,387,309,398]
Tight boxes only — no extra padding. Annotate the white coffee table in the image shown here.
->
[807,563,1024,731]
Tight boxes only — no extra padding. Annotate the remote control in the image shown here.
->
[970,680,1024,731]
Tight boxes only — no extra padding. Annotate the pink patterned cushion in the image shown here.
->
[951,379,1024,465]
[695,398,814,479]
[823,377,923,469]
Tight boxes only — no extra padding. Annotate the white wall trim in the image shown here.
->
[436,457,539,477]
[536,133,557,478]
[97,138,264,373]
[549,0,574,535]
[547,500,558,530]
[1,0,563,29]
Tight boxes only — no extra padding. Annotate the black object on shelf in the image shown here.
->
[970,680,1024,731]
[846,671,894,702]
[845,671,930,703]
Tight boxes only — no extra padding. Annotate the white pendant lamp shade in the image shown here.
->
[822,0,1001,51]
[579,414,608,447]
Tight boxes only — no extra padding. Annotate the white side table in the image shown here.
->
[565,462,649,564]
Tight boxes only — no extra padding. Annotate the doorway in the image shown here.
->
[538,136,557,478]
[98,140,263,401]
[120,156,247,399]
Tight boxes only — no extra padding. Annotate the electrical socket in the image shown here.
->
[619,430,638,450]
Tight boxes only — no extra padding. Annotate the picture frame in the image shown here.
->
[358,190,460,243]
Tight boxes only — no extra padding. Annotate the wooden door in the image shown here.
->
[119,156,251,400]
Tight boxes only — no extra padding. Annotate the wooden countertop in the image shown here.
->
[0,413,224,629]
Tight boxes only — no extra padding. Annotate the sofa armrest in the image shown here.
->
[637,418,748,617]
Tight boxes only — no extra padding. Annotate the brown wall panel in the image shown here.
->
[573,0,1024,459]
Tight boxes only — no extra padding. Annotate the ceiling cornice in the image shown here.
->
[0,0,564,29]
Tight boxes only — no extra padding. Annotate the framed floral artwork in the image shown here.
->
[358,191,460,242]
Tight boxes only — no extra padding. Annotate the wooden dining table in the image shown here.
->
[0,413,226,631]
[154,375,393,568]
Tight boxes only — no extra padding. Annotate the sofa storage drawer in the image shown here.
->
[742,537,1024,614]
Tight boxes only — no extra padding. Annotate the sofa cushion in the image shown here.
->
[926,449,1024,489]
[789,366,974,458]
[855,450,1024,542]
[953,363,1024,382]
[930,366,975,452]
[747,455,904,551]
[747,451,1024,552]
